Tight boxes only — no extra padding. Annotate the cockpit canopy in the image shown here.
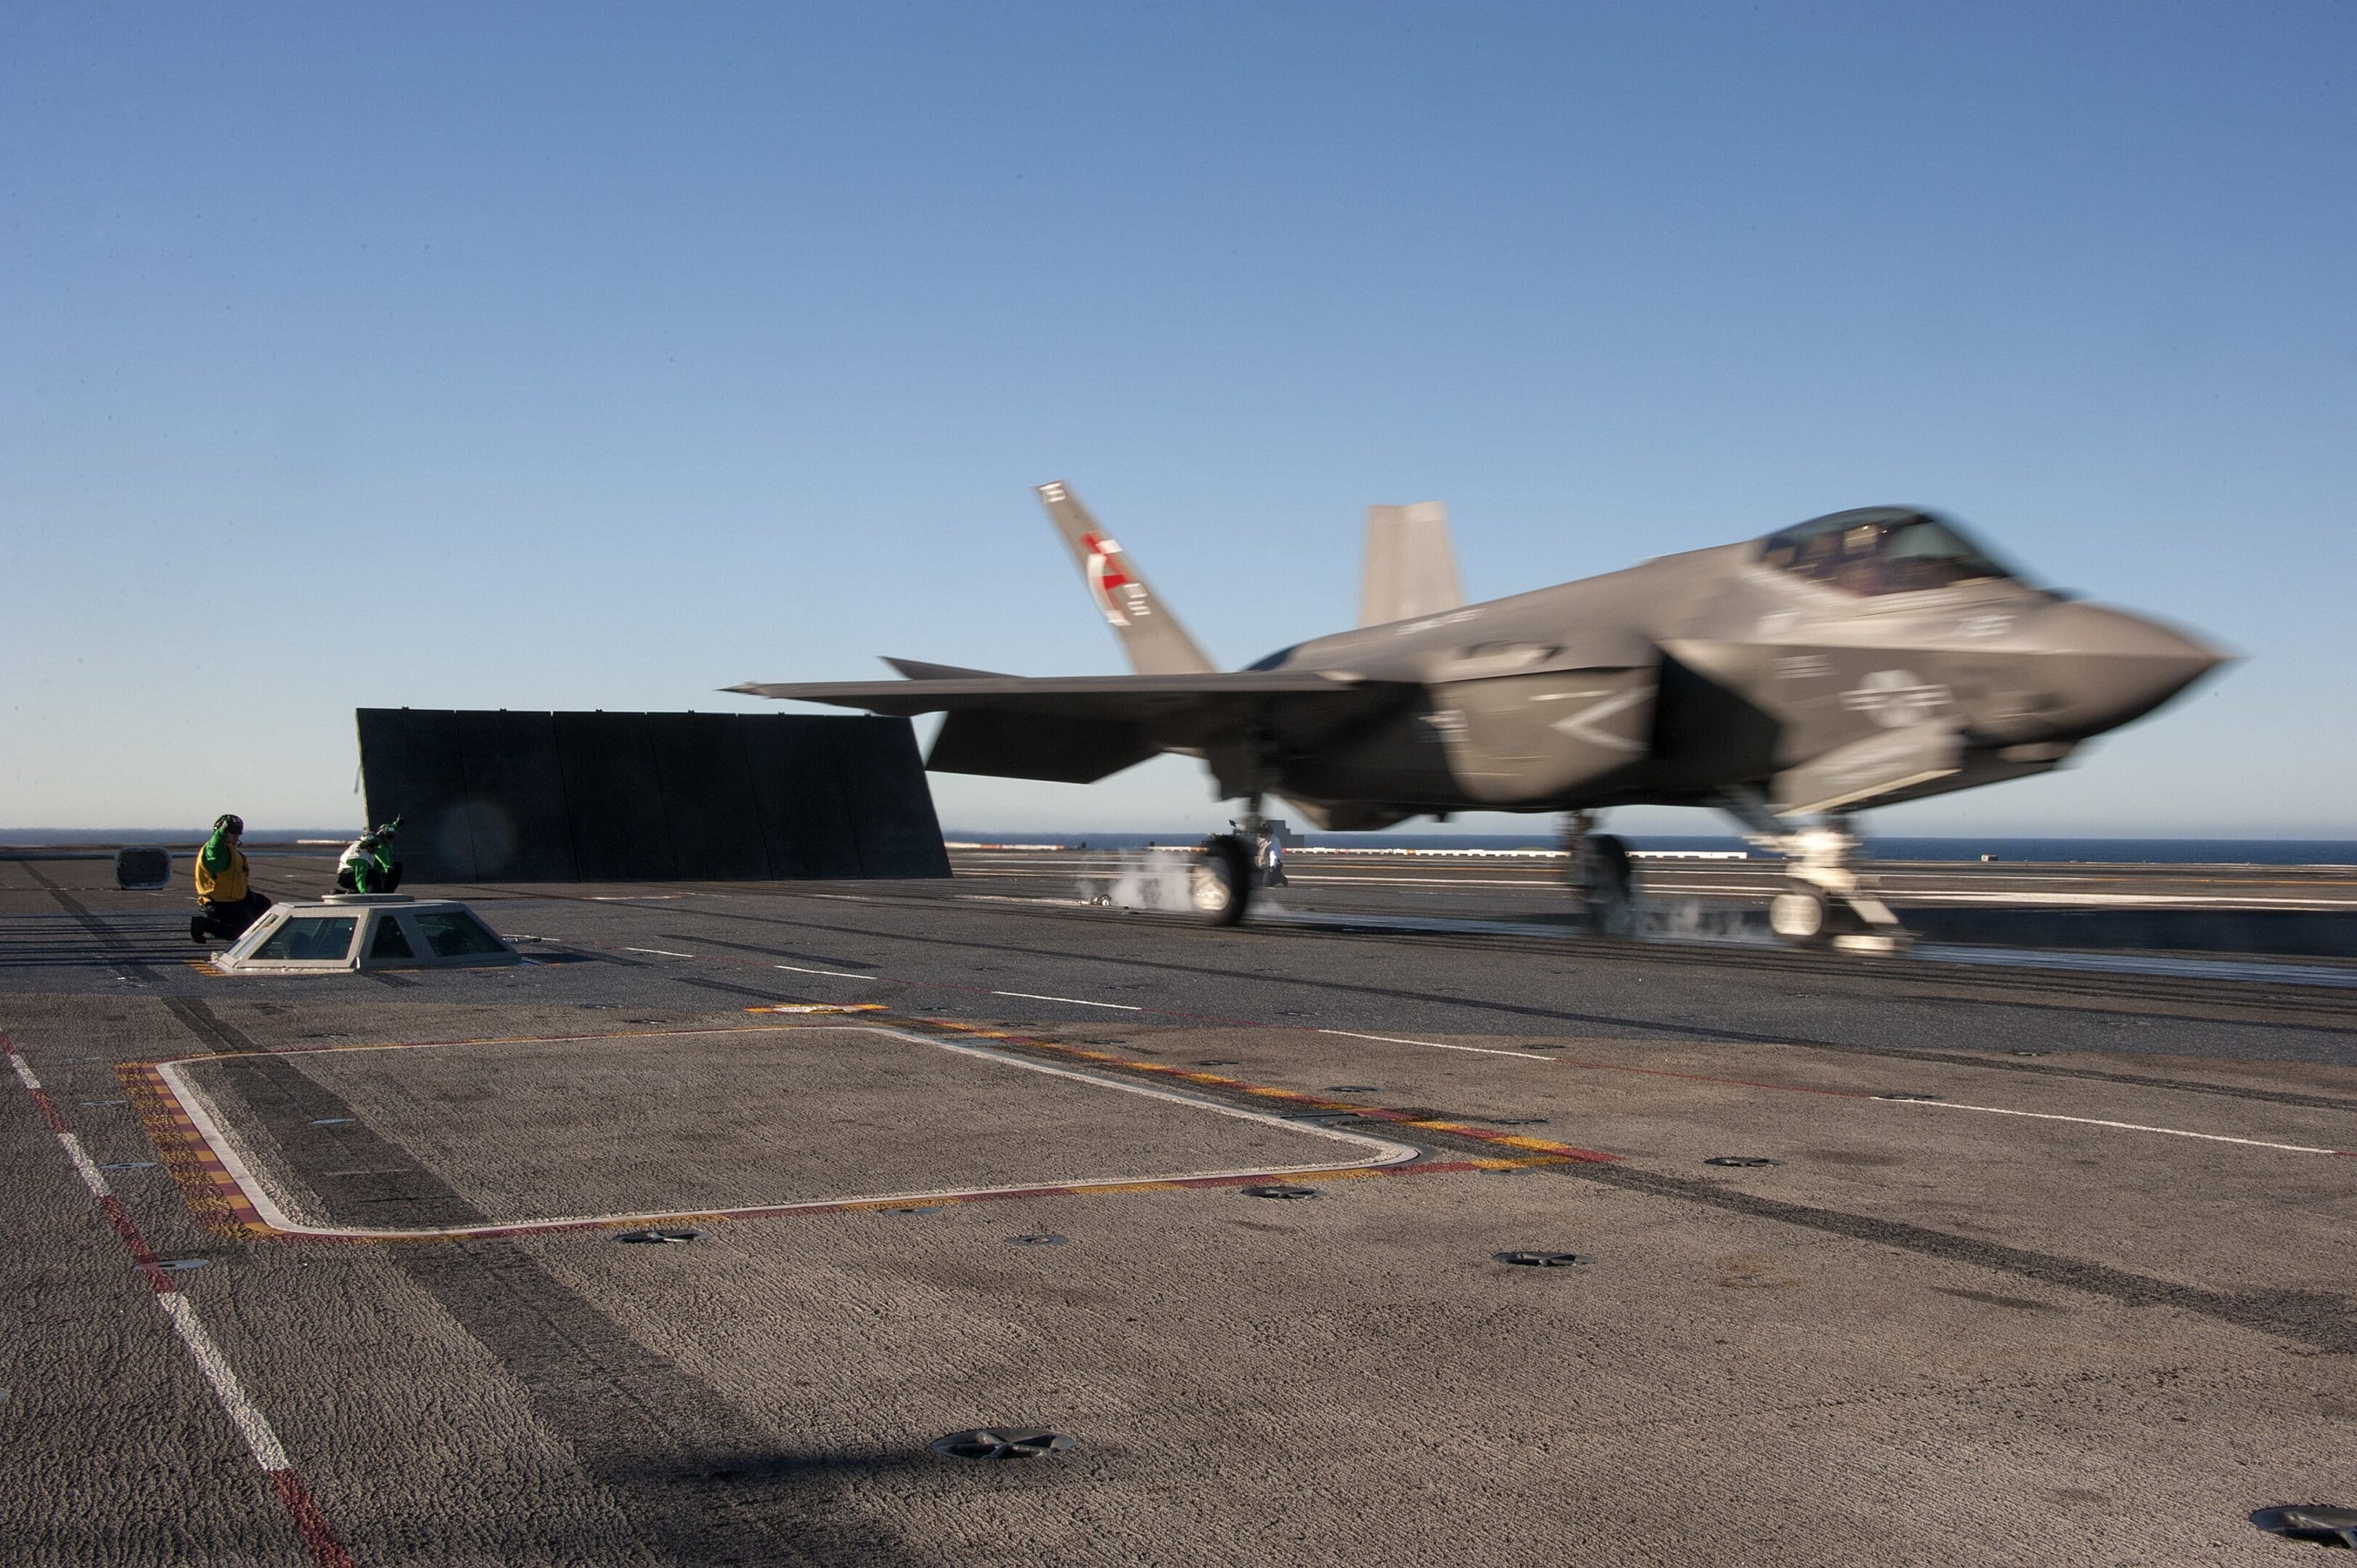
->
[1758,507,2022,597]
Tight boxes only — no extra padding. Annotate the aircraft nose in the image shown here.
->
[2037,602,2230,738]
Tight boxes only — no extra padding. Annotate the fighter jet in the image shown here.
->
[732,483,2224,948]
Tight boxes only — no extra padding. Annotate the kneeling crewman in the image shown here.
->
[335,818,404,894]
[191,814,272,942]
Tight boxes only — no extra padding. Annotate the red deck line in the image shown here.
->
[268,1471,359,1568]
[6,1034,357,1567]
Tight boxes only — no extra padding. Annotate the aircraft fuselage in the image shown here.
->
[735,497,2223,841]
[1243,536,2218,831]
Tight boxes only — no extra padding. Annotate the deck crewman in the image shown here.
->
[190,813,272,943]
[335,818,404,894]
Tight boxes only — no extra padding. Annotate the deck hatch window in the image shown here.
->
[415,910,505,957]
[253,917,357,962]
[369,918,415,960]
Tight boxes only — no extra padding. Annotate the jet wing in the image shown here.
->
[725,671,1422,784]
[726,670,1395,716]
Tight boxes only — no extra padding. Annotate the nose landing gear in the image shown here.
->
[1722,796,1910,954]
[1768,887,1832,943]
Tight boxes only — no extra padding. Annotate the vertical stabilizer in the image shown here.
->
[1360,502,1465,627]
[1034,481,1217,674]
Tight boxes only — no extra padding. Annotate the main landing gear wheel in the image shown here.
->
[1191,835,1254,927]
[1580,833,1635,935]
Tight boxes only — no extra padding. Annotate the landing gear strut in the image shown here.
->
[1193,728,1289,928]
[1720,793,1908,954]
[1191,772,1275,926]
[1560,812,1637,935]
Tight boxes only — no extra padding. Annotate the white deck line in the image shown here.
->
[990,990,1143,1010]
[1262,910,1577,939]
[959,894,1097,907]
[11,1055,117,1203]
[153,1026,1420,1241]
[1916,944,2357,989]
[1318,1029,1544,1063]
[1886,890,2357,910]
[9,1045,306,1493]
[1280,875,1575,889]
[158,1294,293,1471]
[1882,1095,2353,1156]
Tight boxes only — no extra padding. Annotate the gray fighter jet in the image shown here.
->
[732,483,2223,947]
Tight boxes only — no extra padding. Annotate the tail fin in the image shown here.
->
[1359,502,1465,626]
[1034,481,1217,674]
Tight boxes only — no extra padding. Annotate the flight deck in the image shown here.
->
[5,846,2354,1565]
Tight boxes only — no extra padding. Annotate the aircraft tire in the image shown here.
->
[1192,836,1254,927]
[1769,889,1829,947]
[1580,833,1636,935]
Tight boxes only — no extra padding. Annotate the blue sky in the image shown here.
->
[5,2,2350,836]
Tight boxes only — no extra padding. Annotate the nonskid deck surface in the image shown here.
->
[4,849,2355,1566]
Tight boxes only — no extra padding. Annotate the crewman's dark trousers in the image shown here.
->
[195,891,272,942]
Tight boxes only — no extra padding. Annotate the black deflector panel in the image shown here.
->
[356,709,950,883]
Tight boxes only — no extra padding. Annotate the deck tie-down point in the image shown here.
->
[930,1429,1074,1461]
[2252,1505,2357,1549]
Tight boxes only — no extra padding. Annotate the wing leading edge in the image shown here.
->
[724,671,1421,784]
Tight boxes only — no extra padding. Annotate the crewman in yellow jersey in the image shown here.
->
[190,813,272,943]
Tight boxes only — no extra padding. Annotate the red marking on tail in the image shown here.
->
[1079,532,1132,590]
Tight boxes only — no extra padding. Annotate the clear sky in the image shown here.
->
[5,2,2351,837]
